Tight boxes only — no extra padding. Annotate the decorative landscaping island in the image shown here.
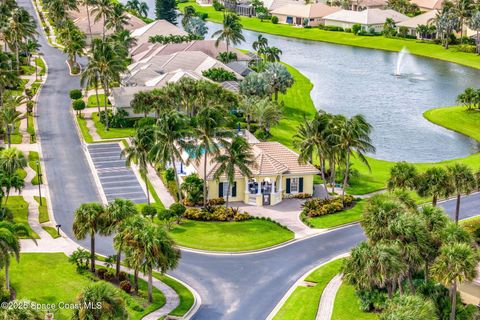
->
[169,219,294,252]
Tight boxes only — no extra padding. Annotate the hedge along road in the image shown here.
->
[23,1,480,320]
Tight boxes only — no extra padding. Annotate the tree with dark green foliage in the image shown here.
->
[156,0,177,24]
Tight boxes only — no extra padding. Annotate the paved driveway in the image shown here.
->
[87,143,147,204]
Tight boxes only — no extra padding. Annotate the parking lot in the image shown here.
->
[87,143,148,204]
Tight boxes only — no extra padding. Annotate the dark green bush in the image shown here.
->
[202,68,237,82]
[135,117,156,128]
[142,205,157,220]
[213,0,224,11]
[119,280,131,293]
[72,99,86,115]
[98,109,133,128]
[69,89,82,100]
[271,16,278,24]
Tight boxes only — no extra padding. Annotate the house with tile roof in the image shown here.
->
[396,10,437,38]
[410,0,442,11]
[271,3,342,26]
[323,8,408,32]
[180,131,320,206]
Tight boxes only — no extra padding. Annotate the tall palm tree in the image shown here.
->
[0,169,24,206]
[86,38,127,130]
[447,163,477,224]
[191,105,232,206]
[0,221,36,291]
[105,198,137,277]
[91,0,114,39]
[212,136,255,208]
[149,110,190,202]
[72,282,128,320]
[21,38,40,66]
[0,147,26,174]
[333,114,375,203]
[138,1,149,17]
[0,105,23,148]
[138,223,180,302]
[432,242,478,320]
[4,7,37,72]
[58,23,86,70]
[0,50,19,106]
[252,34,268,53]
[122,127,154,204]
[212,13,245,53]
[468,10,480,54]
[387,161,418,191]
[381,295,437,320]
[455,0,473,42]
[82,0,98,40]
[263,62,294,101]
[261,46,282,62]
[416,167,453,206]
[80,58,101,114]
[106,3,129,33]
[72,202,107,273]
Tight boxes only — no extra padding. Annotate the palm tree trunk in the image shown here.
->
[455,193,461,224]
[342,151,350,204]
[407,270,415,294]
[203,153,207,207]
[226,182,231,209]
[86,5,93,41]
[476,30,479,55]
[432,195,437,207]
[7,125,11,148]
[5,261,9,291]
[95,86,101,115]
[330,158,336,194]
[134,268,139,293]
[317,148,328,197]
[397,277,403,295]
[116,246,122,277]
[15,43,19,73]
[148,268,153,303]
[144,171,150,205]
[104,83,109,131]
[90,233,95,273]
[274,89,278,101]
[450,280,457,320]
[171,155,183,202]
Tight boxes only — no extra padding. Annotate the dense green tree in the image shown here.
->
[106,3,129,33]
[156,0,177,24]
[0,104,22,148]
[91,0,114,39]
[0,51,19,106]
[416,167,453,206]
[0,147,26,175]
[380,295,437,320]
[250,98,282,134]
[58,21,86,70]
[239,72,270,98]
[263,62,293,101]
[387,162,417,191]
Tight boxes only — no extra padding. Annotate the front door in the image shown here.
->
[262,194,271,206]
[295,17,302,25]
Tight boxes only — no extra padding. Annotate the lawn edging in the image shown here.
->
[266,253,349,320]
[423,105,480,142]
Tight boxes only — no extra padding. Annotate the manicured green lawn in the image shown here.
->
[169,219,294,251]
[332,283,379,320]
[274,258,344,320]
[179,2,479,69]
[308,201,365,229]
[28,151,41,185]
[10,253,166,320]
[6,196,39,239]
[424,106,480,142]
[35,196,49,223]
[35,57,46,76]
[42,225,60,238]
[87,93,110,108]
[153,272,195,317]
[21,65,35,75]
[76,115,94,143]
[92,112,135,139]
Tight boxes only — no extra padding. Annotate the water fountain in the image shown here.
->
[395,47,409,76]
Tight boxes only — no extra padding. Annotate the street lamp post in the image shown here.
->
[36,160,42,206]
[56,224,61,237]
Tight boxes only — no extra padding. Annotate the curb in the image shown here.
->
[164,274,202,320]
[265,253,350,320]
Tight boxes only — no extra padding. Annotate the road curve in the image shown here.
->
[20,0,480,318]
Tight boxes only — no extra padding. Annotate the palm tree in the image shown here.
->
[4,7,37,72]
[387,161,418,191]
[0,51,19,106]
[138,1,149,17]
[264,62,294,101]
[182,5,197,28]
[239,72,270,98]
[91,0,114,39]
[416,167,453,206]
[456,87,478,110]
[212,12,245,53]
[252,34,268,53]
[105,198,137,277]
[138,223,180,302]
[80,58,101,114]
[86,38,127,130]
[455,0,473,42]
[432,242,478,320]
[294,111,332,193]
[213,136,255,208]
[58,24,86,70]
[21,38,40,66]
[0,299,43,319]
[106,3,129,33]
[333,114,375,203]
[149,110,190,202]
[0,221,36,291]
[72,282,128,320]
[469,10,480,54]
[381,295,437,320]
[250,98,282,135]
[122,128,154,204]
[191,106,232,206]
[0,147,27,174]
[110,29,137,58]
[72,202,107,273]
[447,163,477,223]
[0,105,22,148]
[82,0,98,40]
[0,170,24,206]
[261,46,282,62]
[125,0,140,12]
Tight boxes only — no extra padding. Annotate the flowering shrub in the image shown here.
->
[184,206,251,221]
[302,195,355,217]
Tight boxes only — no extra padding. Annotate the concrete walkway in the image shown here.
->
[235,199,324,238]
[316,274,343,320]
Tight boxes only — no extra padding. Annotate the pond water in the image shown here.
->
[132,4,480,162]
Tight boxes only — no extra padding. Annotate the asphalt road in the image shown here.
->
[20,0,480,318]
